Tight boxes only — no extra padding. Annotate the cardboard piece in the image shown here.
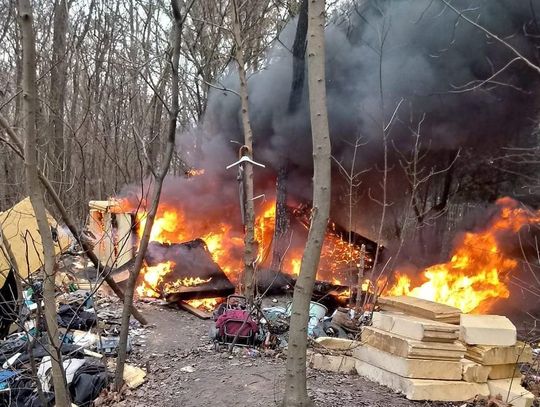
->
[123,364,146,389]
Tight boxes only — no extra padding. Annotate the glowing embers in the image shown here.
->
[185,297,219,311]
[388,197,540,313]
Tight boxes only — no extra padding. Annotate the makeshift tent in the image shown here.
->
[0,197,72,288]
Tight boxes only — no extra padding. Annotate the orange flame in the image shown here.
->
[186,298,219,311]
[137,260,175,298]
[164,277,212,293]
[388,197,539,313]
[135,260,212,297]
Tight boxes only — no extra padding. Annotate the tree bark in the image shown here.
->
[271,165,290,270]
[232,0,257,305]
[282,1,331,405]
[356,244,366,311]
[17,1,71,405]
[288,0,308,114]
[48,0,69,194]
[114,0,186,390]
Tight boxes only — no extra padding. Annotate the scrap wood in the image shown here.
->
[123,364,146,389]
[178,300,212,319]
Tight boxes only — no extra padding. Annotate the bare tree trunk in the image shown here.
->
[48,0,69,194]
[271,165,290,270]
[114,0,187,390]
[288,0,308,114]
[232,0,257,304]
[17,1,71,405]
[282,1,331,405]
[356,244,366,311]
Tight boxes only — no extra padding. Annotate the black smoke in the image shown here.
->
[124,0,540,256]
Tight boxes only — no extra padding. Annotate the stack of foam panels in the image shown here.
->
[460,314,534,407]
[310,296,535,405]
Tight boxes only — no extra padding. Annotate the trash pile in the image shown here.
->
[309,296,538,407]
[0,197,151,405]
[206,292,367,355]
[0,281,147,406]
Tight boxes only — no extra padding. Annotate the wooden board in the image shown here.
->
[460,314,516,346]
[178,301,212,319]
[354,344,463,380]
[360,326,465,360]
[378,296,461,324]
[309,353,357,374]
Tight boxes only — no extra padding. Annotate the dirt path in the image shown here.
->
[120,303,455,407]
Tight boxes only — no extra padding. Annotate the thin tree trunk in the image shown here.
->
[271,165,290,271]
[17,1,71,405]
[48,0,69,195]
[356,244,366,311]
[114,0,186,390]
[288,0,308,113]
[232,0,256,304]
[282,1,331,405]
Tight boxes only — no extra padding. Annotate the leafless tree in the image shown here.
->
[17,0,71,404]
[282,0,331,405]
[114,0,193,390]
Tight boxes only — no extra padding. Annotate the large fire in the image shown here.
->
[387,197,539,313]
[120,196,367,301]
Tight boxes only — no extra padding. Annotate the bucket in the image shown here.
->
[285,301,328,335]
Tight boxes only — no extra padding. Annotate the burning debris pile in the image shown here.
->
[137,240,235,304]
[104,194,378,309]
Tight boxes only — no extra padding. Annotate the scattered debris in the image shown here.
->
[180,365,196,373]
[123,364,146,388]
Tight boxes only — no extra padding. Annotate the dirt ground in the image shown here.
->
[117,301,459,407]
